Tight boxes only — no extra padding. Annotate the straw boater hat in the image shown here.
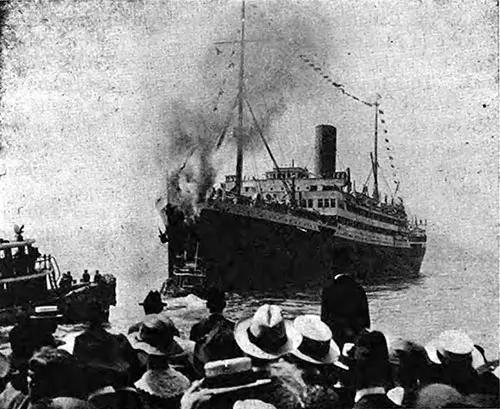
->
[129,314,183,357]
[29,305,63,320]
[234,304,302,360]
[200,357,271,395]
[291,315,340,365]
[233,400,277,409]
[425,330,485,369]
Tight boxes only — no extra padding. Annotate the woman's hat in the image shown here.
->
[291,315,340,365]
[425,330,485,369]
[234,304,302,360]
[129,314,183,357]
[201,357,271,395]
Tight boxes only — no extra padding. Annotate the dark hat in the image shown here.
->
[353,330,392,386]
[234,304,302,360]
[73,329,130,374]
[354,330,389,362]
[128,314,182,356]
[291,315,340,365]
[206,287,226,304]
[139,291,167,307]
[201,357,271,395]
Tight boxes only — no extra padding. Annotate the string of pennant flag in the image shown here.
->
[380,111,399,185]
[297,53,400,189]
[212,43,402,192]
[298,54,374,107]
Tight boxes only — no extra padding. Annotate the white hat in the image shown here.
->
[233,400,277,409]
[201,357,271,395]
[425,330,485,369]
[291,315,340,365]
[234,305,302,360]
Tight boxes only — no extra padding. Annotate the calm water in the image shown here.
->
[1,242,498,361]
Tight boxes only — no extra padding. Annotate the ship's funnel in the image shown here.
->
[315,125,337,179]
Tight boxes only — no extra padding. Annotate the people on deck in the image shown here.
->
[60,272,74,292]
[82,270,90,283]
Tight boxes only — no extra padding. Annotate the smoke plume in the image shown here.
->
[163,0,332,212]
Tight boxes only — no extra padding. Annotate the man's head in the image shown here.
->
[28,347,80,401]
[353,330,392,389]
[206,287,226,313]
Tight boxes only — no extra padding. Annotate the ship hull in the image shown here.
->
[198,205,426,292]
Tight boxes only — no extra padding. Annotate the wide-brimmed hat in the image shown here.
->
[233,400,277,409]
[29,305,63,320]
[234,305,302,360]
[291,315,340,365]
[73,329,130,374]
[139,291,167,307]
[129,314,182,356]
[425,330,485,369]
[201,357,271,395]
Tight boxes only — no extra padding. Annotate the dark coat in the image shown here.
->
[321,275,370,347]
[189,314,234,343]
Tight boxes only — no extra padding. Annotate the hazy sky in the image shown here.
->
[0,0,497,296]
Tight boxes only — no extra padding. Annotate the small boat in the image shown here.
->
[161,245,207,299]
[0,231,116,325]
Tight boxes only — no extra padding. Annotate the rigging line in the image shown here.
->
[244,96,292,197]
[378,165,395,197]
[362,167,373,189]
[176,145,198,174]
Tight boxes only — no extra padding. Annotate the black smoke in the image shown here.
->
[163,0,333,211]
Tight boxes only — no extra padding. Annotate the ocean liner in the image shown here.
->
[159,1,427,292]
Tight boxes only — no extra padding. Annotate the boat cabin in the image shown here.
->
[0,239,54,307]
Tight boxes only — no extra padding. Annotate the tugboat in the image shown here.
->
[160,244,207,299]
[0,226,116,325]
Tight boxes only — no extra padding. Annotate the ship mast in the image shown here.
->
[234,0,246,196]
[372,100,380,202]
